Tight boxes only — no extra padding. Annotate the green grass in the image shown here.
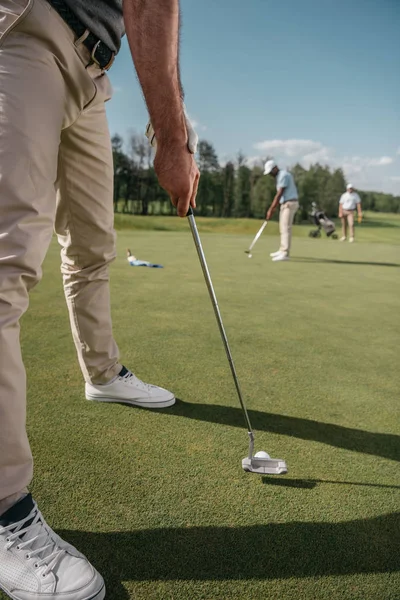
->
[113,211,400,244]
[3,218,399,600]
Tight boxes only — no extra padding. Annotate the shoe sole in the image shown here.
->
[86,394,176,408]
[0,582,105,600]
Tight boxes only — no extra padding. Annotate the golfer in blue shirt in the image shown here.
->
[265,160,299,261]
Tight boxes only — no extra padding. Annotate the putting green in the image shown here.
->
[2,219,399,600]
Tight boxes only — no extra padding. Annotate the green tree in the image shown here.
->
[234,153,251,217]
[221,162,235,217]
[250,168,275,218]
[197,140,219,172]
[323,168,346,217]
[112,134,134,213]
[372,192,400,213]
[196,140,221,216]
[295,170,319,221]
[112,133,400,219]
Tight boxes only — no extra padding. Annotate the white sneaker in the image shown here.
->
[340,236,346,242]
[349,237,354,243]
[85,366,175,408]
[269,250,281,257]
[0,494,105,600]
[272,252,289,262]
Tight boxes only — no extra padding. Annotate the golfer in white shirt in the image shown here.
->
[339,184,362,242]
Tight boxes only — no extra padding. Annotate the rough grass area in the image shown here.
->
[2,217,399,600]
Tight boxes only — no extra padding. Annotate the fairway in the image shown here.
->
[4,221,399,600]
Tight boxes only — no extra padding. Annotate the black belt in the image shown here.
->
[48,0,115,70]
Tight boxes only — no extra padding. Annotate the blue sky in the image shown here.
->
[107,0,400,194]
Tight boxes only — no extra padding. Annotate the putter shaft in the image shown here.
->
[245,220,268,254]
[186,208,254,455]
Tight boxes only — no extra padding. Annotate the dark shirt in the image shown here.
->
[64,1,124,53]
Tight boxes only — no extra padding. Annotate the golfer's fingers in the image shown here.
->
[176,192,191,217]
[190,171,200,209]
[169,195,179,210]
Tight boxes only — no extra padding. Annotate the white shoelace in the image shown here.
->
[120,371,154,392]
[2,505,66,578]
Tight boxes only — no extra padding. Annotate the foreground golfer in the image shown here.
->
[264,160,299,261]
[0,0,199,598]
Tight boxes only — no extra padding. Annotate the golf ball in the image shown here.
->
[248,254,252,258]
[254,451,270,459]
[254,450,271,458]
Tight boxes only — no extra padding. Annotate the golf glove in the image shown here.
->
[145,105,198,154]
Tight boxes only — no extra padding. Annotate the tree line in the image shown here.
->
[112,133,400,219]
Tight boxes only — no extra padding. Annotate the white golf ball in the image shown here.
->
[254,451,270,459]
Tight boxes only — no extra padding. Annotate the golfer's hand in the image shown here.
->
[266,208,273,221]
[145,110,199,217]
[358,213,363,224]
[154,142,200,217]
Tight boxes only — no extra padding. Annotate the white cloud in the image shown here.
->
[368,156,393,166]
[342,156,394,174]
[244,155,264,168]
[302,147,331,166]
[253,139,333,168]
[254,139,393,169]
[252,138,398,193]
[254,139,325,158]
[390,176,400,182]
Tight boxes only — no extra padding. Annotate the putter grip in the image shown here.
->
[186,206,194,217]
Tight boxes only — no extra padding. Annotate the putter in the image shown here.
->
[187,207,287,475]
[245,220,268,258]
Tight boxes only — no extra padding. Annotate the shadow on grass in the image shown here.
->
[293,257,400,267]
[59,512,400,598]
[262,477,400,490]
[166,401,400,463]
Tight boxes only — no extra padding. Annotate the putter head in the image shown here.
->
[244,250,252,258]
[242,456,288,475]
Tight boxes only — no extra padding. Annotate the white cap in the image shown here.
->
[347,183,354,189]
[264,159,276,175]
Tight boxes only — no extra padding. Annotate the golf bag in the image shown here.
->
[309,203,338,239]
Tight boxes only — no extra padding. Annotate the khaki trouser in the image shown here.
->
[0,0,122,503]
[279,200,299,255]
[341,209,355,239]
